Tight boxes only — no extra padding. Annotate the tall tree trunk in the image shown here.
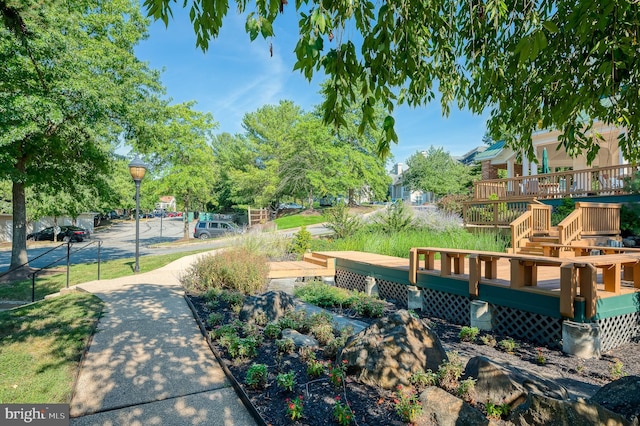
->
[183,192,190,239]
[10,180,29,272]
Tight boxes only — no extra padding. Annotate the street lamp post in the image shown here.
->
[128,156,147,273]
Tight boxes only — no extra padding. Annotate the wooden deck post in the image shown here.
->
[409,248,417,285]
[578,263,598,318]
[469,254,480,297]
[560,263,577,318]
[510,259,537,288]
[602,263,621,293]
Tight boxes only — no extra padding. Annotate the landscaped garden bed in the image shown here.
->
[185,283,640,425]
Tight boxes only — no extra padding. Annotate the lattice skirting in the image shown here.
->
[490,304,563,349]
[421,289,470,325]
[335,269,408,307]
[598,312,640,353]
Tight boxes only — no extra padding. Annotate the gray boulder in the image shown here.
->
[590,375,640,422]
[238,291,295,324]
[509,393,634,426]
[416,386,489,426]
[337,310,447,389]
[464,356,568,406]
[281,329,319,348]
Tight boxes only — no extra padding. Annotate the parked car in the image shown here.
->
[278,202,303,210]
[193,220,243,239]
[27,225,90,242]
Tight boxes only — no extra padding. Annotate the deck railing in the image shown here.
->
[474,164,636,201]
[509,203,551,253]
[462,197,532,226]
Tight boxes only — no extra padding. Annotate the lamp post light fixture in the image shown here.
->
[128,155,147,273]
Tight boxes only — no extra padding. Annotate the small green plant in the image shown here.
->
[323,202,362,239]
[458,326,480,342]
[324,335,348,359]
[275,338,296,354]
[409,369,438,389]
[480,334,497,347]
[253,311,268,326]
[306,359,325,378]
[245,363,267,389]
[437,352,464,391]
[227,336,258,359]
[499,338,519,354]
[576,361,584,375]
[328,360,347,388]
[210,324,238,341]
[207,312,224,327]
[289,226,312,256]
[610,359,625,380]
[351,293,385,318]
[535,347,546,365]
[294,282,353,308]
[264,322,282,339]
[204,287,223,302]
[205,298,220,310]
[221,290,245,308]
[276,371,296,392]
[393,385,422,423]
[485,401,511,419]
[333,396,354,426]
[278,315,299,331]
[311,323,335,346]
[285,395,304,421]
[457,377,477,403]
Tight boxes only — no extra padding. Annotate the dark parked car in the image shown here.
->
[27,225,90,242]
[193,220,243,239]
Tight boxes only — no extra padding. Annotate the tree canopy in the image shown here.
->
[144,0,640,163]
[1,0,164,271]
[402,147,471,197]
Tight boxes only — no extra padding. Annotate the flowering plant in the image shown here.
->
[328,360,347,388]
[333,396,353,425]
[393,385,422,423]
[536,348,546,365]
[285,395,304,421]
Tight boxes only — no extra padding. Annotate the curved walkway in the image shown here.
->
[69,252,257,426]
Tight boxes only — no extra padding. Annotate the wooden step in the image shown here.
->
[530,236,560,243]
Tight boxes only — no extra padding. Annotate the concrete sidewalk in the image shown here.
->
[69,252,257,426]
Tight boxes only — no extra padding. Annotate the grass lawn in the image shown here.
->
[273,212,326,230]
[0,249,212,302]
[0,292,103,403]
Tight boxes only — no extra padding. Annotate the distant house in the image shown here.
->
[156,196,176,212]
[454,145,488,166]
[388,162,430,204]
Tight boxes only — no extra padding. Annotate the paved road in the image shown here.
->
[0,218,332,272]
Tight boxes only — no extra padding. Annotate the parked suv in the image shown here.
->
[193,220,243,239]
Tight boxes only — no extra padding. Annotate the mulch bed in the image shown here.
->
[186,292,640,425]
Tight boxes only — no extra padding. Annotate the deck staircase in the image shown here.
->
[510,202,621,256]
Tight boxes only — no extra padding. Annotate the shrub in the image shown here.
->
[294,282,353,308]
[180,247,269,294]
[351,294,385,318]
[245,363,267,389]
[458,326,479,342]
[437,193,472,216]
[228,336,259,359]
[298,346,316,362]
[289,226,312,257]
[413,208,463,233]
[485,401,511,419]
[620,203,640,237]
[370,202,414,233]
[210,324,238,341]
[323,203,361,239]
[552,197,576,226]
[220,290,245,307]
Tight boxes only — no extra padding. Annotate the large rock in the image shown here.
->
[464,356,568,406]
[238,291,295,324]
[416,386,489,426]
[337,310,447,389]
[281,329,319,348]
[509,393,634,426]
[590,375,640,422]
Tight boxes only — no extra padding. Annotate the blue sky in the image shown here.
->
[134,6,490,166]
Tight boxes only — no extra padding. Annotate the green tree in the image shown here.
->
[151,102,218,238]
[1,0,163,273]
[144,0,640,163]
[402,147,471,198]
